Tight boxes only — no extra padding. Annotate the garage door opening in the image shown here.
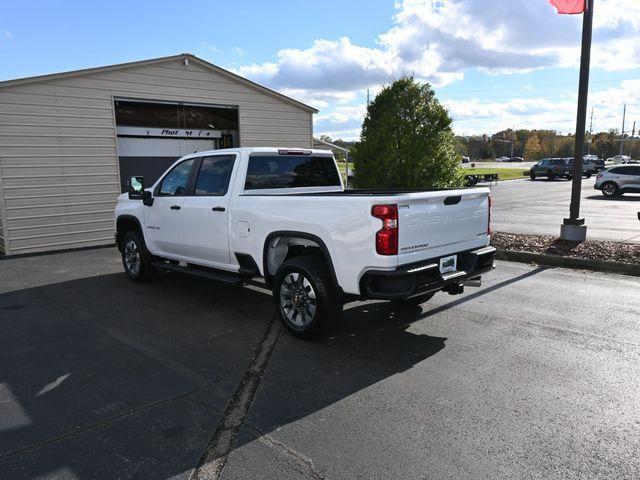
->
[115,98,239,192]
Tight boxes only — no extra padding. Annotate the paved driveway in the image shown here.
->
[1,248,639,479]
[490,177,640,242]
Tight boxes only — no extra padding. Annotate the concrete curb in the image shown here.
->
[495,249,640,277]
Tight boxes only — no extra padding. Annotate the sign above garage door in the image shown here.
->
[116,126,223,139]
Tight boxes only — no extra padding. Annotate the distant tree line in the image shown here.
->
[454,129,640,161]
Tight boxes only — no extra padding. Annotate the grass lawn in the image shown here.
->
[461,167,527,181]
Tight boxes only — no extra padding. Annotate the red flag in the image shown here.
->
[549,0,586,14]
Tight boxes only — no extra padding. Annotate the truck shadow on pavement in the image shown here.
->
[0,270,446,479]
[0,264,545,479]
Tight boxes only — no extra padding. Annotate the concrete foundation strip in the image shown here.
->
[496,249,640,277]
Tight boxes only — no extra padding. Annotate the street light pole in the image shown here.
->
[561,0,593,242]
[619,104,626,157]
[587,107,594,155]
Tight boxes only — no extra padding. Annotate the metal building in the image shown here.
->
[0,53,317,255]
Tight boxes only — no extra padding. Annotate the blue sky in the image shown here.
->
[1,0,639,139]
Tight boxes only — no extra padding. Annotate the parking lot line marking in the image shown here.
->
[190,317,281,480]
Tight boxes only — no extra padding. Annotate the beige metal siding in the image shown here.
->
[0,58,313,254]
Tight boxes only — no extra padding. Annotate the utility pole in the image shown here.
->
[366,89,370,107]
[561,0,593,242]
[619,104,626,156]
[510,126,515,160]
[587,107,594,155]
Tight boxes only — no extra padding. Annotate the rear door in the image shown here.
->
[180,154,237,265]
[397,191,489,264]
[627,166,640,192]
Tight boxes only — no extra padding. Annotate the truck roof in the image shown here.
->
[180,147,334,159]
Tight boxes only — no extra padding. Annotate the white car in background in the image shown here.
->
[496,156,510,162]
[607,154,631,164]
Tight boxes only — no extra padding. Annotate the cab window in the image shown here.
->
[158,159,195,196]
[194,155,236,196]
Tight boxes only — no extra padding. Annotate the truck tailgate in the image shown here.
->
[397,189,489,264]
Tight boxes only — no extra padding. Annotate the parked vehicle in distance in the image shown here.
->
[594,165,640,197]
[114,147,495,339]
[511,156,524,162]
[496,156,510,162]
[461,156,470,163]
[584,155,606,171]
[529,158,571,180]
[564,157,597,178]
[607,154,631,164]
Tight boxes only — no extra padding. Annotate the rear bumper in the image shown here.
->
[360,246,496,300]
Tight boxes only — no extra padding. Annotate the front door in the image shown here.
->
[181,155,237,266]
[143,158,196,257]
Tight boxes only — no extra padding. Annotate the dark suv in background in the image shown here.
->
[530,158,571,180]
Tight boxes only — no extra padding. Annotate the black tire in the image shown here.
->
[391,291,436,306]
[585,172,592,179]
[547,170,555,181]
[529,170,536,180]
[273,255,340,339]
[566,174,572,181]
[121,230,155,282]
[601,181,619,197]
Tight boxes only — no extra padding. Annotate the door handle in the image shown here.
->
[211,206,226,212]
[170,205,181,210]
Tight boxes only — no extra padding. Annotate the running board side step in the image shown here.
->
[151,261,244,285]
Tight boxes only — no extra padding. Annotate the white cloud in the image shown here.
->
[2,30,11,38]
[238,0,639,97]
[230,0,640,139]
[444,79,640,135]
[232,46,245,56]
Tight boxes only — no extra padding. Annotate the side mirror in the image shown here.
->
[128,176,144,199]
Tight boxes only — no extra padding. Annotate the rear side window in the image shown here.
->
[158,159,195,196]
[610,167,633,175]
[245,155,340,190]
[195,155,235,196]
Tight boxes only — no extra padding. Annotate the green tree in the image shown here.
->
[524,133,542,160]
[351,77,463,189]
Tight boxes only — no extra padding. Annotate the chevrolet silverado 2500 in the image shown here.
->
[115,147,495,338]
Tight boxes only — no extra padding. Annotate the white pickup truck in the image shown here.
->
[115,147,495,338]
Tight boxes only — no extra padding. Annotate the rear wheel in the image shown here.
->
[601,181,619,197]
[274,256,340,339]
[121,230,155,282]
[585,172,592,179]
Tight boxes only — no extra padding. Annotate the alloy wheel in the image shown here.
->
[124,239,141,276]
[279,272,317,328]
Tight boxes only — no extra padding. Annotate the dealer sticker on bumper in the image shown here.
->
[439,255,457,274]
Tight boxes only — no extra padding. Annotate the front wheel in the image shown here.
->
[121,230,155,282]
[585,172,592,179]
[530,171,536,180]
[273,256,340,339]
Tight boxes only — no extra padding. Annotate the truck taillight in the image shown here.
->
[372,204,398,255]
[487,195,492,236]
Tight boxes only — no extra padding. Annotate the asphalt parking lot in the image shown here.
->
[1,248,640,479]
[491,177,640,243]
